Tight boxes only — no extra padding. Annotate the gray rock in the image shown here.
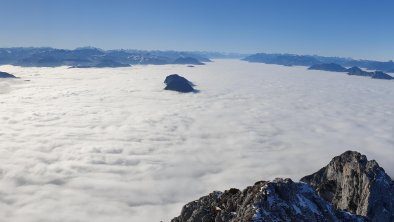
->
[301,151,394,221]
[172,178,364,222]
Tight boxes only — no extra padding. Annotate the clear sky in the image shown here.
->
[0,0,393,60]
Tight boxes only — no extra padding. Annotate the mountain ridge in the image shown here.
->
[172,151,394,222]
[243,53,394,72]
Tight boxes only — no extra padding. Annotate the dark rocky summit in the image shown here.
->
[164,74,195,93]
[0,71,16,78]
[301,151,394,221]
[308,63,348,72]
[347,67,394,80]
[347,67,371,77]
[173,57,204,65]
[172,151,394,222]
[307,64,394,80]
[370,71,394,80]
[243,53,394,72]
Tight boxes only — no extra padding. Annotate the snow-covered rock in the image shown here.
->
[172,151,394,221]
[172,178,364,222]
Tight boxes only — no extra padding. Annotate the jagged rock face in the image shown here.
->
[172,178,364,222]
[301,151,394,221]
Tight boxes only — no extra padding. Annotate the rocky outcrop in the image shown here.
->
[347,67,371,77]
[172,151,394,221]
[370,71,394,80]
[164,74,195,93]
[308,63,348,72]
[0,71,16,78]
[172,178,364,222]
[347,67,394,80]
[301,151,394,221]
[309,64,394,80]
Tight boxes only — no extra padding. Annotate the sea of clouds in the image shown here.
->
[0,60,393,222]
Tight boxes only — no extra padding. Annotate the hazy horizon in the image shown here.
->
[1,45,393,63]
[1,0,393,60]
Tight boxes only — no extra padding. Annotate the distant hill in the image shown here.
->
[244,53,320,66]
[0,71,16,78]
[308,63,394,80]
[308,63,348,72]
[172,57,204,65]
[347,66,371,76]
[371,71,394,80]
[243,53,394,72]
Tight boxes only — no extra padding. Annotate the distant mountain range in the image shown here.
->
[243,53,394,73]
[0,47,225,67]
[2,47,393,74]
[308,63,393,80]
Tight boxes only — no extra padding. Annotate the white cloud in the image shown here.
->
[0,60,393,221]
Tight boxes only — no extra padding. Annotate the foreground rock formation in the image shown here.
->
[164,74,195,93]
[301,151,394,221]
[172,151,394,221]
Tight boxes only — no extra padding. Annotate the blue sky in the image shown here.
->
[0,0,393,60]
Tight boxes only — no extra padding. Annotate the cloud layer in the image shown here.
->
[0,60,393,221]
